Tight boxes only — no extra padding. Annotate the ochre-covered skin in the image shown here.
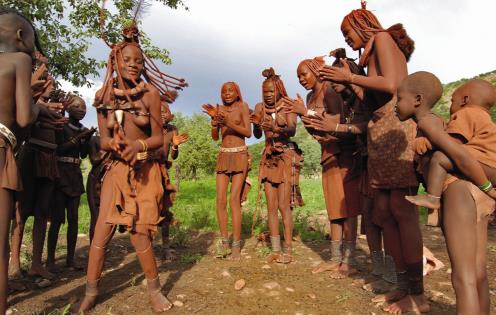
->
[203,82,251,260]
[74,18,186,312]
[0,9,40,314]
[316,5,427,313]
[252,68,302,263]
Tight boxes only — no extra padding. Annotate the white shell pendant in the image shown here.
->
[271,113,276,119]
[115,109,124,125]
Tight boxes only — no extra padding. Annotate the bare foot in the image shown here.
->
[71,295,97,313]
[66,260,85,271]
[353,274,381,286]
[28,265,55,280]
[384,294,430,314]
[230,246,241,261]
[405,194,440,209]
[214,242,231,259]
[362,278,394,294]
[150,291,173,313]
[266,252,282,264]
[311,261,340,274]
[46,262,63,274]
[372,287,408,303]
[8,267,23,280]
[8,280,26,293]
[330,263,357,279]
[276,253,293,264]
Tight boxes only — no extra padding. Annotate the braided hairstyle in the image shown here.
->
[341,3,414,61]
[0,7,45,55]
[298,56,325,78]
[261,67,288,101]
[96,1,187,110]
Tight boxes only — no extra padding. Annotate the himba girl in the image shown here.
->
[252,68,303,263]
[72,2,187,312]
[281,51,366,278]
[202,82,251,260]
[319,1,428,313]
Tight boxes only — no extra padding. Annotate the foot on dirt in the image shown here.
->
[8,280,26,292]
[276,253,293,264]
[147,277,173,313]
[353,274,380,286]
[28,266,55,280]
[405,194,440,209]
[8,267,23,280]
[229,246,241,261]
[161,248,177,262]
[383,294,430,314]
[362,278,394,294]
[66,260,85,271]
[46,262,63,274]
[311,261,340,274]
[214,241,231,259]
[71,281,98,313]
[266,252,282,264]
[372,287,408,303]
[330,263,357,279]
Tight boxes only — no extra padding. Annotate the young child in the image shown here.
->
[0,7,41,314]
[405,79,496,208]
[396,71,496,315]
[47,96,95,272]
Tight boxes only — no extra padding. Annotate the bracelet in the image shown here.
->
[137,139,148,152]
[307,109,317,117]
[136,151,149,161]
[335,123,340,133]
[479,180,493,192]
[347,124,353,134]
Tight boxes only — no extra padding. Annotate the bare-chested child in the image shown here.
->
[404,79,496,209]
[396,72,496,315]
[0,7,41,314]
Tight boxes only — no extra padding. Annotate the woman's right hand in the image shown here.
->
[202,104,218,118]
[281,94,306,116]
[250,113,262,125]
[109,124,125,154]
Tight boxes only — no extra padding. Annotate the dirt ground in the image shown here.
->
[7,218,496,315]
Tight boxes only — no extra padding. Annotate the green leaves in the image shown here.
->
[0,0,186,86]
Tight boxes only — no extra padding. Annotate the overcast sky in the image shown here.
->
[62,0,496,131]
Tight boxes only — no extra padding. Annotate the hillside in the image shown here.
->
[249,70,496,177]
[433,70,496,119]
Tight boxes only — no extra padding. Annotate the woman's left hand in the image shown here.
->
[172,133,189,146]
[301,113,340,133]
[120,138,142,166]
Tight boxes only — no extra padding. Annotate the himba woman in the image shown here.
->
[319,1,428,313]
[202,82,251,260]
[252,68,303,264]
[72,4,187,312]
[281,52,366,279]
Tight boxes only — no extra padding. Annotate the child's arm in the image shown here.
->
[419,115,492,190]
[15,53,39,127]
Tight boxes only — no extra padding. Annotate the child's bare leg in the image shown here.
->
[28,216,54,280]
[0,186,13,314]
[265,183,282,263]
[406,151,454,209]
[9,206,24,278]
[442,181,481,314]
[475,217,490,315]
[384,188,429,314]
[480,163,496,186]
[66,197,81,269]
[229,171,246,260]
[46,219,62,273]
[372,190,408,303]
[160,218,175,261]
[362,196,384,277]
[215,173,230,257]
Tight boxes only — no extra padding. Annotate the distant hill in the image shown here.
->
[433,70,496,119]
[249,70,496,177]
